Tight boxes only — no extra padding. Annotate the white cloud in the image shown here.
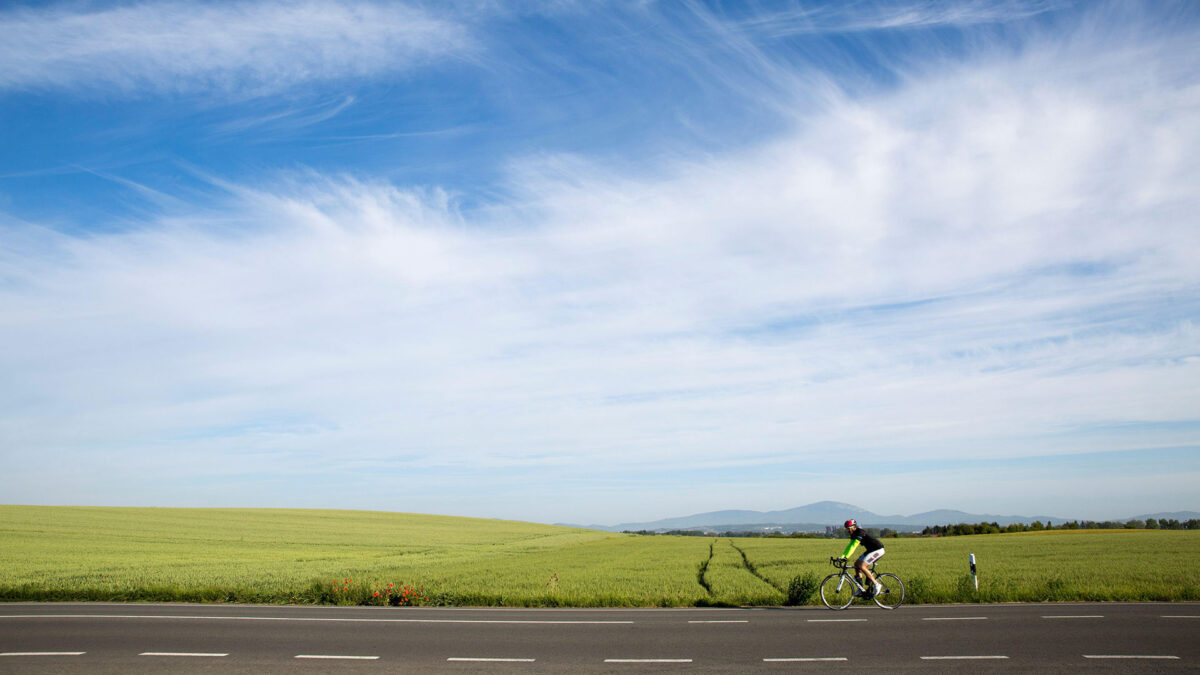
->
[0,0,470,95]
[1,1,1197,521]
[742,0,1061,37]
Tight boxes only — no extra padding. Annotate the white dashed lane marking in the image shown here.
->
[1084,655,1180,660]
[1043,615,1103,619]
[922,616,987,621]
[921,655,1008,660]
[448,657,536,662]
[609,653,696,658]
[1,652,86,657]
[139,652,227,657]
[295,654,380,660]
[764,657,848,662]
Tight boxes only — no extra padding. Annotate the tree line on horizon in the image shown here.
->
[624,517,1200,538]
[921,517,1200,536]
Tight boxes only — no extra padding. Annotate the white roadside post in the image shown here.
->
[969,553,978,591]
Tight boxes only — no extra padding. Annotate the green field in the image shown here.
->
[2,506,1197,606]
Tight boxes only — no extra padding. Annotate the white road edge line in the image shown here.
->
[1084,655,1180,660]
[921,656,1008,660]
[1,652,86,656]
[448,653,537,658]
[609,653,696,658]
[922,616,987,621]
[296,655,381,660]
[0,614,631,625]
[139,652,228,657]
[764,657,848,662]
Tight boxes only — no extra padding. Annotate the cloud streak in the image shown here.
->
[740,0,1062,37]
[0,0,470,95]
[0,1,1197,522]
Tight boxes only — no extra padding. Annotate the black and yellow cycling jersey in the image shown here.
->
[840,526,883,559]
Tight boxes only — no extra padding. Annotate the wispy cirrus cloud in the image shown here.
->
[1,1,1197,522]
[739,0,1063,37]
[0,0,470,96]
[5,9,1199,519]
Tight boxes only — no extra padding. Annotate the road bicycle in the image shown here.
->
[820,557,905,610]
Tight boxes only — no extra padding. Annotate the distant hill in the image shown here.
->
[1130,511,1200,521]
[575,500,1078,533]
[600,501,877,532]
[901,509,1065,528]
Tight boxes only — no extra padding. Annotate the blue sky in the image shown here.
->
[1,0,1198,525]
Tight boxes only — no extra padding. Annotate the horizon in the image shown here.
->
[573,502,1200,528]
[2,1,1198,525]
[5,500,1197,530]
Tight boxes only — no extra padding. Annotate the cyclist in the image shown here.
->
[838,519,884,597]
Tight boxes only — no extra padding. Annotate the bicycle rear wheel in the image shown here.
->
[872,573,905,609]
[819,573,855,609]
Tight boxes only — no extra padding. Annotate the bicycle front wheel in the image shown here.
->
[872,573,905,610]
[820,573,855,609]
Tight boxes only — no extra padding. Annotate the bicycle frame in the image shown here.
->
[830,557,879,587]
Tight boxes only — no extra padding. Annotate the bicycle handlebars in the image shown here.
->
[829,556,877,572]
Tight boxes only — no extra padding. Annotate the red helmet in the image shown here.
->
[844,519,856,528]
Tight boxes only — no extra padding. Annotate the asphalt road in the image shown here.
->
[2,602,1197,673]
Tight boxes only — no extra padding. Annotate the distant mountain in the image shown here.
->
[1130,511,1200,521]
[560,502,1199,533]
[583,500,1074,533]
[902,509,1065,528]
[601,501,879,532]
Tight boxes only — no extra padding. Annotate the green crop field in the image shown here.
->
[2,506,1197,606]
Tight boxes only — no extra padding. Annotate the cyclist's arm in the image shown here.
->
[840,539,859,559]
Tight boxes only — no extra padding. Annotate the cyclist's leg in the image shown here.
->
[858,549,885,590]
[851,559,869,593]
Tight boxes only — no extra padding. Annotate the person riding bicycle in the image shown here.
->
[838,519,884,597]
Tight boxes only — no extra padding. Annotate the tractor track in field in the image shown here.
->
[729,540,784,593]
[696,541,714,594]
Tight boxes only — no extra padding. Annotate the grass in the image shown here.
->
[2,506,1197,606]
